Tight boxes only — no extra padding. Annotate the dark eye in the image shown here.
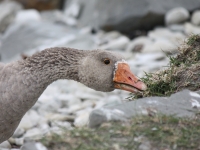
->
[104,59,110,65]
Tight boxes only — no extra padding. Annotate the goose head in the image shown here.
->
[78,50,147,93]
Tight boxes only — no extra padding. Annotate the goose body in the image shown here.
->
[0,47,146,143]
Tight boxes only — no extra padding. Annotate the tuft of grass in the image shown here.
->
[134,34,200,98]
[40,115,200,150]
[186,34,200,46]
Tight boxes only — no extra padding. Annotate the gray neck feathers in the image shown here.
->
[20,47,86,86]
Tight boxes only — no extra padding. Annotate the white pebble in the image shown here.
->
[165,7,189,25]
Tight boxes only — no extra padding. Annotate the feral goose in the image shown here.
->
[0,47,147,143]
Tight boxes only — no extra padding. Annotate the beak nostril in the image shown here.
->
[128,77,132,81]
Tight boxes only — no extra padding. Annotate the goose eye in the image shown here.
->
[104,59,110,65]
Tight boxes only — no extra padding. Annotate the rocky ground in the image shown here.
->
[0,0,200,150]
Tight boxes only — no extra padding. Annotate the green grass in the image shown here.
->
[40,115,200,150]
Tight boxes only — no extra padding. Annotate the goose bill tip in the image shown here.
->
[113,62,147,93]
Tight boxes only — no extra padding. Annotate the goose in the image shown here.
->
[0,47,147,143]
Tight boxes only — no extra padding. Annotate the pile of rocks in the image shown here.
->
[0,0,200,149]
[65,0,200,35]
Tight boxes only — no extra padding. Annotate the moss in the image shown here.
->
[40,115,200,150]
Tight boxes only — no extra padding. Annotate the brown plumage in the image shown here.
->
[0,47,146,143]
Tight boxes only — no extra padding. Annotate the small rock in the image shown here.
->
[184,22,200,35]
[165,7,189,25]
[66,100,95,114]
[40,10,65,23]
[0,0,22,32]
[14,9,41,23]
[17,110,46,130]
[75,91,102,100]
[9,137,24,146]
[51,121,72,129]
[60,93,82,108]
[168,24,185,33]
[143,38,177,53]
[48,126,63,135]
[64,16,78,26]
[74,111,90,127]
[104,95,122,106]
[89,90,200,127]
[98,31,122,43]
[89,108,126,128]
[126,36,153,52]
[13,128,25,138]
[38,123,50,133]
[62,33,96,50]
[99,36,130,50]
[134,136,152,150]
[37,92,62,113]
[46,113,74,121]
[148,27,186,46]
[23,128,43,140]
[0,141,11,149]
[20,141,47,150]
[39,10,77,26]
[191,10,200,26]
[35,142,48,150]
[64,2,81,18]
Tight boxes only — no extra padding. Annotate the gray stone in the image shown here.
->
[14,9,41,23]
[9,137,24,146]
[168,24,185,33]
[64,0,200,33]
[23,128,43,140]
[144,38,177,53]
[20,141,47,150]
[51,121,72,129]
[191,10,200,26]
[184,22,200,35]
[126,36,153,52]
[99,36,130,51]
[74,110,92,127]
[40,10,66,23]
[135,136,152,150]
[17,110,47,130]
[148,27,185,45]
[89,90,200,127]
[13,128,25,138]
[165,7,189,25]
[64,1,81,18]
[89,109,108,128]
[41,9,78,26]
[0,0,22,32]
[0,141,11,149]
[0,21,77,62]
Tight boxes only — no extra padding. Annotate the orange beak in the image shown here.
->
[113,63,147,93]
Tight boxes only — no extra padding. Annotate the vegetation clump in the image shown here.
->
[136,34,200,98]
[40,115,200,150]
